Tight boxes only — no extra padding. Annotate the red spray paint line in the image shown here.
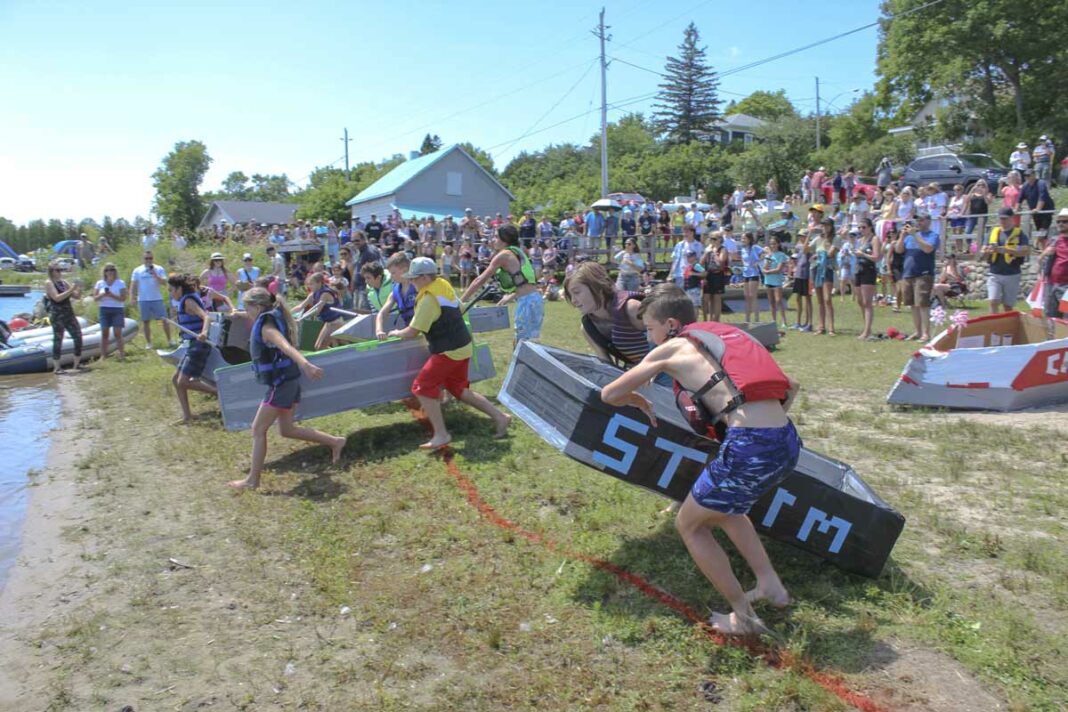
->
[404,404,890,712]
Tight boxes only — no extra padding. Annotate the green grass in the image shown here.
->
[29,287,1068,711]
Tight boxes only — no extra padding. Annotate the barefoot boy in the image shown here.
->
[601,283,801,635]
[388,257,511,449]
[375,252,418,339]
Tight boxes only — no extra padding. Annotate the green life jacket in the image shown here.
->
[495,246,536,293]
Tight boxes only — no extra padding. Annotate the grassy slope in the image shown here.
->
[29,241,1068,711]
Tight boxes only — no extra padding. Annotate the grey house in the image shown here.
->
[704,113,765,146]
[346,144,514,222]
[198,200,300,230]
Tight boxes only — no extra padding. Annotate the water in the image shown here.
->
[0,291,60,593]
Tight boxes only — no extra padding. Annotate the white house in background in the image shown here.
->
[702,113,766,146]
[345,144,514,222]
[198,200,300,230]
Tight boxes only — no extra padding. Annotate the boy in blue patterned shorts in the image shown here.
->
[461,224,544,344]
[602,283,802,636]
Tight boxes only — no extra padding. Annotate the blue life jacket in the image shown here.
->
[250,309,301,386]
[391,281,417,325]
[313,286,341,322]
[177,293,206,340]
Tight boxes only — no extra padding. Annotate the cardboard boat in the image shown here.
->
[734,321,780,349]
[332,312,404,344]
[0,319,138,375]
[157,315,253,385]
[215,338,497,431]
[467,305,511,334]
[887,311,1068,411]
[498,342,905,578]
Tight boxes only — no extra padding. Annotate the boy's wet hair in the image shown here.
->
[497,224,520,246]
[167,273,196,294]
[636,283,696,325]
[361,261,384,279]
[385,252,411,269]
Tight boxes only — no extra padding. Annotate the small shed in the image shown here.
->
[345,144,514,222]
[198,200,300,230]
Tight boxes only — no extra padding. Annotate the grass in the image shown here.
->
[22,267,1068,710]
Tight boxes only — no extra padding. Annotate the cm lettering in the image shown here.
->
[1047,351,1068,377]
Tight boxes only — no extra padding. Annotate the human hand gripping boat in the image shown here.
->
[887,311,1068,411]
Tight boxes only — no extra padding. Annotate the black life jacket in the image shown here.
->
[250,309,301,386]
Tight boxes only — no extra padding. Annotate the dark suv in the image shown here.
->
[899,153,1009,192]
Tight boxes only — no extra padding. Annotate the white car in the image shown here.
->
[0,257,15,270]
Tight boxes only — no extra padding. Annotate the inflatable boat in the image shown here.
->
[0,319,138,375]
[215,337,497,431]
[887,311,1068,411]
[498,341,905,578]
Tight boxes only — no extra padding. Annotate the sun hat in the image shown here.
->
[810,204,825,213]
[211,252,224,260]
[1016,142,1028,148]
[1057,208,1068,219]
[403,256,438,278]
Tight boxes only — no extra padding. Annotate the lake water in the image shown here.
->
[0,291,60,593]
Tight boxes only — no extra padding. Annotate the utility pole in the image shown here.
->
[814,77,821,151]
[594,8,610,198]
[341,128,352,173]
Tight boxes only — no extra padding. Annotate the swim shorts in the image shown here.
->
[412,353,470,400]
[691,421,802,515]
[178,339,212,378]
[514,290,544,342]
[263,379,301,410]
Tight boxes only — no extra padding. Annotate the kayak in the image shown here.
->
[887,311,1068,411]
[0,318,138,375]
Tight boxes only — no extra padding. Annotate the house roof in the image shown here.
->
[715,113,766,131]
[203,200,300,226]
[346,144,514,207]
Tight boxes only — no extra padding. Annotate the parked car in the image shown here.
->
[898,153,1009,192]
[607,191,646,206]
[15,255,36,272]
[0,257,15,270]
[53,257,75,271]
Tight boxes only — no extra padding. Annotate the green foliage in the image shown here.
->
[295,157,404,224]
[729,115,818,196]
[651,22,721,144]
[813,92,916,174]
[727,89,797,121]
[151,140,212,232]
[419,133,443,155]
[876,0,1068,137]
[457,142,497,176]
[204,171,293,203]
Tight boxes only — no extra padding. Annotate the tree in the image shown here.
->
[457,142,497,175]
[419,133,443,155]
[152,140,212,231]
[652,22,721,144]
[730,115,819,197]
[249,173,291,202]
[727,90,797,121]
[220,171,250,199]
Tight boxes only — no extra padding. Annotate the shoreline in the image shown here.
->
[0,378,91,706]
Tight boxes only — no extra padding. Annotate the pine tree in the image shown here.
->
[419,133,443,155]
[652,23,721,144]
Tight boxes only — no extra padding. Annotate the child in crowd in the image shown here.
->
[791,232,813,331]
[387,257,511,449]
[529,241,543,277]
[762,236,790,328]
[601,284,801,636]
[375,252,419,336]
[543,277,561,301]
[228,287,345,489]
[168,274,218,423]
[541,241,557,281]
[459,240,475,290]
[441,244,455,282]
[838,230,856,301]
[295,272,343,350]
[683,251,705,308]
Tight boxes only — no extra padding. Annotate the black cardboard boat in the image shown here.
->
[498,342,905,578]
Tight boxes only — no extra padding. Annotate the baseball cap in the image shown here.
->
[403,256,438,278]
[242,252,253,260]
[1040,135,1048,141]
[998,207,1015,218]
[810,204,825,213]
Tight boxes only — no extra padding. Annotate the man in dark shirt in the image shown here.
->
[894,213,940,340]
[1019,169,1055,242]
[638,210,654,236]
[350,232,383,310]
[621,210,636,237]
[365,214,384,245]
[518,210,536,248]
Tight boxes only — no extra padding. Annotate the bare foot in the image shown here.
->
[228,478,259,490]
[419,436,452,450]
[708,611,770,637]
[660,501,681,516]
[493,413,512,439]
[330,436,345,464]
[745,585,791,609]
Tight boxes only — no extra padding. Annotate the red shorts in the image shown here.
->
[412,353,470,399]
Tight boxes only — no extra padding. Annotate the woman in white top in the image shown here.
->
[93,262,128,361]
[895,186,916,224]
[613,238,646,292]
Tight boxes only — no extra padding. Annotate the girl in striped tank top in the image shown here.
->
[562,262,652,369]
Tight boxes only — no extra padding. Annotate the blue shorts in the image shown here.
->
[138,299,167,321]
[178,339,212,378]
[98,307,126,330]
[263,379,301,410]
[514,291,544,341]
[691,421,802,515]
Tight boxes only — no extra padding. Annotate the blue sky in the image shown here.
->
[0,0,882,224]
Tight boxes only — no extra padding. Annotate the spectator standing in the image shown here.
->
[236,253,261,309]
[614,238,645,292]
[141,227,159,251]
[603,208,619,259]
[518,210,537,249]
[965,180,993,241]
[364,214,384,245]
[130,250,174,347]
[894,213,940,340]
[800,170,813,204]
[766,178,779,204]
[811,167,826,204]
[94,262,128,361]
[923,183,948,237]
[876,157,893,191]
[1010,142,1031,171]
[981,207,1030,313]
[1019,168,1055,243]
[1039,209,1068,326]
[620,210,636,238]
[45,264,83,373]
[584,206,605,251]
[1032,136,1054,183]
[460,209,481,242]
[669,224,701,288]
[266,245,286,295]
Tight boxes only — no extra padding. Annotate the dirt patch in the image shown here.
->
[948,403,1068,435]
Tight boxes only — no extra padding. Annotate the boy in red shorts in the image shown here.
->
[388,257,511,449]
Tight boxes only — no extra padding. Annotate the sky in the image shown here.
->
[0,0,884,225]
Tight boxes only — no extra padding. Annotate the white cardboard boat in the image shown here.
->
[887,311,1068,411]
[215,338,497,431]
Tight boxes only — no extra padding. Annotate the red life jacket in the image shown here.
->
[672,321,790,439]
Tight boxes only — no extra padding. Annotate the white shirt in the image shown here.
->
[95,279,126,308]
[131,264,166,302]
[141,233,159,250]
[271,253,285,278]
[236,266,261,308]
[925,192,947,219]
[848,201,870,226]
[173,234,187,249]
[722,235,739,258]
[1010,150,1030,170]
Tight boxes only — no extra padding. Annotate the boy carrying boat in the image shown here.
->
[601,283,801,636]
[387,257,511,450]
[228,287,345,489]
[168,274,218,423]
[375,252,418,339]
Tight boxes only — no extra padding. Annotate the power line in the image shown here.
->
[495,58,599,158]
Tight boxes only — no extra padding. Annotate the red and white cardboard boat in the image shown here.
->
[887,311,1068,411]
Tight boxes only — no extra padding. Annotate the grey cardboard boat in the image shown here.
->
[467,305,511,334]
[216,338,496,431]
